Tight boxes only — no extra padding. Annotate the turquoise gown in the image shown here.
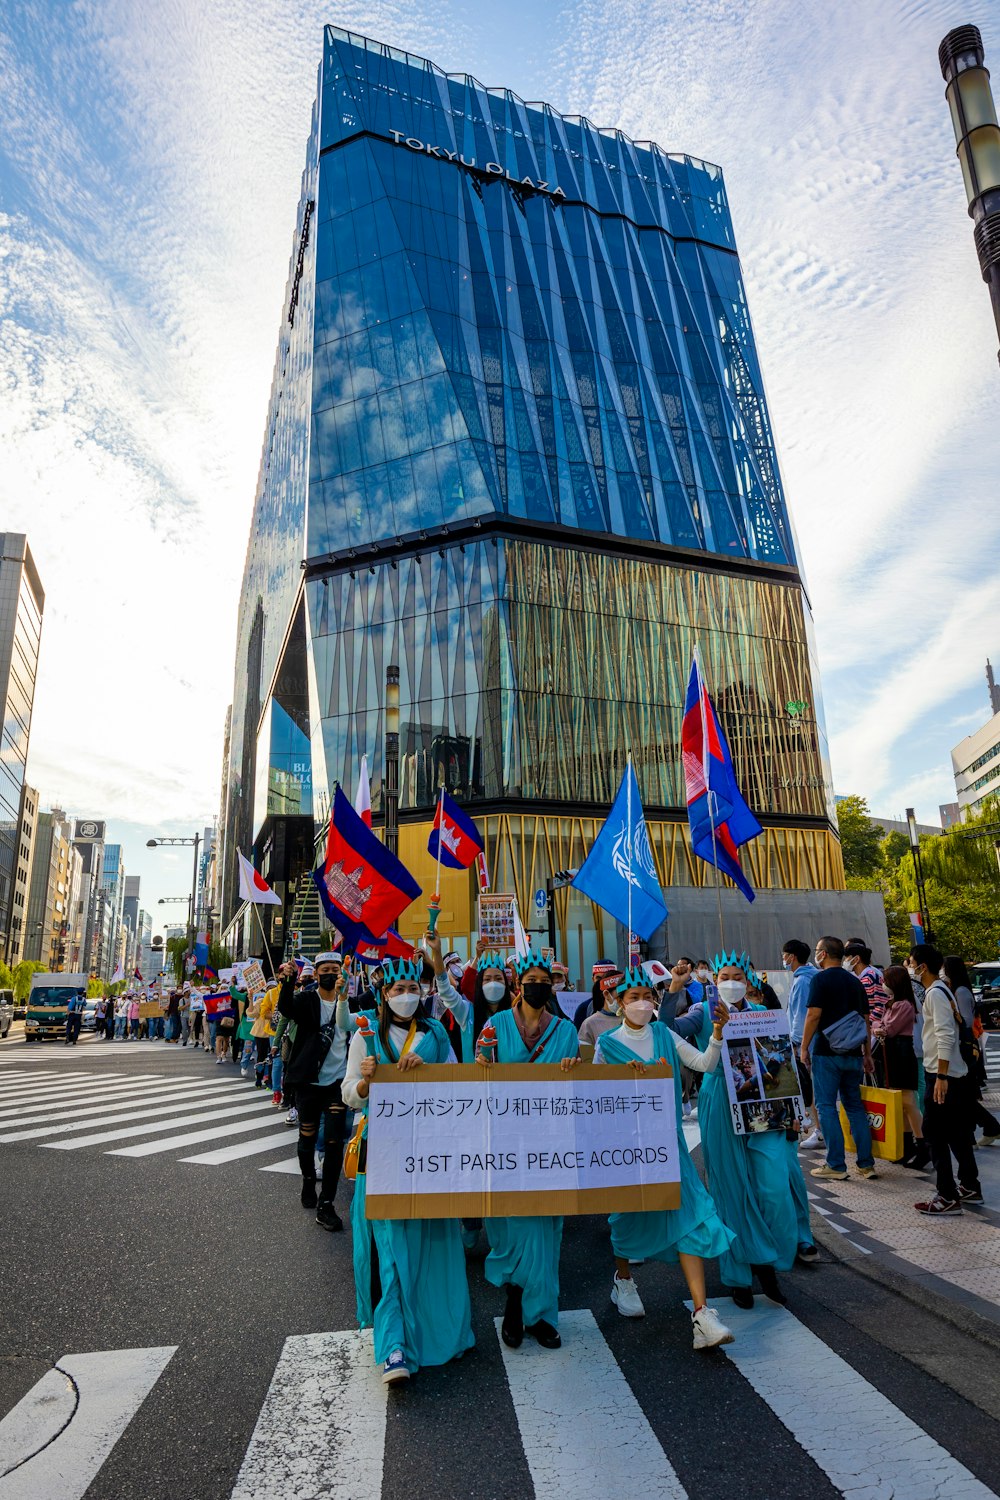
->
[352,1011,475,1371]
[597,1022,734,1264]
[691,1001,814,1289]
[484,1005,580,1329]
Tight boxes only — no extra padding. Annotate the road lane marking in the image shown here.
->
[108,1109,286,1156]
[259,1157,302,1174]
[229,1330,386,1500]
[0,1087,256,1144]
[0,1345,176,1500]
[180,1130,300,1165]
[718,1302,996,1500]
[40,1098,274,1150]
[495,1309,688,1499]
[0,1077,200,1117]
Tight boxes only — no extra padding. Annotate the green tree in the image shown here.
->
[836,795,886,883]
[166,935,187,984]
[12,960,47,1002]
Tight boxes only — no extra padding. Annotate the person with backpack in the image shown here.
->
[910,945,981,1214]
[942,955,1000,1146]
[276,951,354,1231]
[799,935,877,1183]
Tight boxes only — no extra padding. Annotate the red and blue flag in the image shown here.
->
[428,789,484,870]
[681,656,762,902]
[202,963,218,982]
[312,785,421,943]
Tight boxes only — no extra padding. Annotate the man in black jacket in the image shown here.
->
[277,951,354,1231]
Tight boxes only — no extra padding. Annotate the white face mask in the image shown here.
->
[482,980,506,1004]
[388,994,420,1018]
[781,958,792,970]
[624,999,655,1026]
[696,967,710,981]
[717,979,747,1005]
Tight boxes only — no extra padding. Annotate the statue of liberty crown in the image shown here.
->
[616,964,651,994]
[711,949,761,989]
[477,949,506,973]
[511,947,552,978]
[381,957,423,987]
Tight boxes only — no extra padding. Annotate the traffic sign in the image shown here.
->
[534,888,547,911]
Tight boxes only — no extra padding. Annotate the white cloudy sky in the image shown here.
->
[1,0,997,914]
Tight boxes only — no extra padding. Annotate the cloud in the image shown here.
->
[1,0,995,910]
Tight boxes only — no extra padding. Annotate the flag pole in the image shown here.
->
[250,900,277,982]
[696,647,726,956]
[626,750,633,965]
[428,782,444,934]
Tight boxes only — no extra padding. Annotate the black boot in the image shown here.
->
[903,1139,932,1170]
[501,1285,524,1348]
[900,1131,915,1165]
[316,1199,343,1231]
[752,1264,787,1305]
[728,1285,754,1309]
[525,1319,561,1349]
[301,1176,318,1209]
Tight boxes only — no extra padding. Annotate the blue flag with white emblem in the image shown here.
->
[571,763,667,940]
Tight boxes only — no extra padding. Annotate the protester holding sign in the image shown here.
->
[425,930,512,1062]
[341,956,472,1386]
[592,966,735,1348]
[476,948,581,1352]
[694,954,815,1309]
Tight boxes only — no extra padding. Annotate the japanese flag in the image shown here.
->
[236,849,281,906]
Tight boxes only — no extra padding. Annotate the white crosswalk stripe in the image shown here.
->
[0,1345,176,1500]
[0,1069,297,1171]
[497,1309,688,1498]
[1,1306,993,1499]
[718,1302,995,1499]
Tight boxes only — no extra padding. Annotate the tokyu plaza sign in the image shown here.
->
[389,130,568,199]
[365,1064,680,1219]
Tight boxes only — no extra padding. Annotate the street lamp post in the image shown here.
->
[939,24,1000,364]
[385,664,400,855]
[147,834,202,958]
[905,807,933,942]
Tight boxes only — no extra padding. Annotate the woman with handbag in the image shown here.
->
[876,965,929,1168]
[341,954,473,1385]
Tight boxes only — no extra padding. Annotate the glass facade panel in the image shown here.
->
[222,27,840,928]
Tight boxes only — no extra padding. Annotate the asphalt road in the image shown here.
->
[2,1032,1000,1500]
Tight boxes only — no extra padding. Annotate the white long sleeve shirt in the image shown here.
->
[593,1022,722,1071]
[919,982,967,1079]
[341,1020,457,1109]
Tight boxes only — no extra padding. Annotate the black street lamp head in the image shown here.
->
[146,839,158,847]
[939,22,1000,363]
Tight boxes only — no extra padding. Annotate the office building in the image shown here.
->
[0,536,43,953]
[6,782,38,964]
[72,820,106,973]
[221,28,846,964]
[23,806,75,969]
[93,843,126,983]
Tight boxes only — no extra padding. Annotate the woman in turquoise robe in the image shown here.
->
[342,957,474,1384]
[476,950,580,1350]
[693,955,815,1307]
[593,965,735,1349]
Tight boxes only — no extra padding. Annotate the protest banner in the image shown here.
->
[364,1064,680,1220]
[239,960,267,995]
[138,1002,161,1019]
[477,893,517,949]
[721,1009,805,1135]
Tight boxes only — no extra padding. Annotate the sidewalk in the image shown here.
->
[806,1088,1000,1344]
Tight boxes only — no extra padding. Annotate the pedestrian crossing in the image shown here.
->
[984,1033,1000,1085]
[1,1305,994,1500]
[0,1066,305,1175]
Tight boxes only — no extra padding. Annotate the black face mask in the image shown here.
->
[521,981,552,1009]
[317,974,338,992]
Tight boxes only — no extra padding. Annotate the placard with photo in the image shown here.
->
[721,1008,805,1135]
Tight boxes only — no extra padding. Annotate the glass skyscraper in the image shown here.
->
[221,27,842,954]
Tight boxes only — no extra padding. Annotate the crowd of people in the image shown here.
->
[90,929,997,1383]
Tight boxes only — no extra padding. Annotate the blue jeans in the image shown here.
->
[811,1052,874,1170]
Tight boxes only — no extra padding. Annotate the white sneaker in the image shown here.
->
[611,1273,645,1318]
[285,1107,299,1125]
[692,1305,735,1350]
[800,1131,823,1150]
[682,1099,693,1117]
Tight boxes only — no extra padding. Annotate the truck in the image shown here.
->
[25,973,89,1042]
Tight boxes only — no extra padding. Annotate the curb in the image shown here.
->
[811,1212,1000,1352]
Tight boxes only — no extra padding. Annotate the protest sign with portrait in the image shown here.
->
[721,1009,805,1135]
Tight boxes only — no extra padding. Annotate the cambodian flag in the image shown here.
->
[312,785,421,942]
[347,926,416,966]
[202,963,218,982]
[681,656,762,902]
[203,988,235,1021]
[428,789,484,870]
